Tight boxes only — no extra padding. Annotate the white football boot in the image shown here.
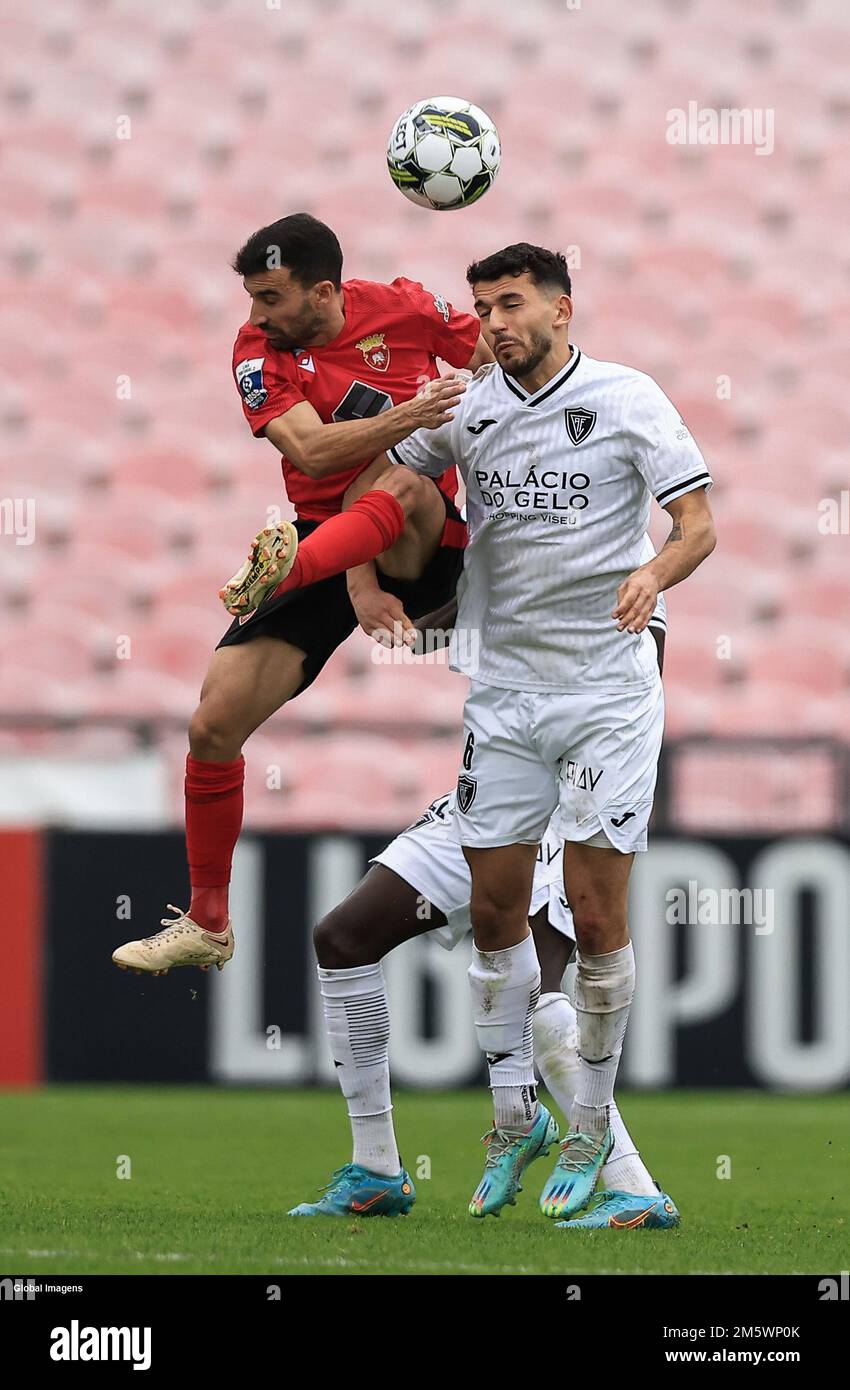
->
[112,906,235,976]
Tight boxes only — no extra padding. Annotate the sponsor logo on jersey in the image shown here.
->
[565,406,597,444]
[432,292,450,323]
[295,351,315,373]
[467,418,498,435]
[356,332,391,372]
[456,775,477,813]
[235,357,268,410]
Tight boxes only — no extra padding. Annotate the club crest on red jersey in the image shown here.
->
[356,332,391,372]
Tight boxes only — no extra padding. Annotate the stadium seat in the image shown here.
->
[740,632,849,696]
[0,0,847,812]
[83,666,197,721]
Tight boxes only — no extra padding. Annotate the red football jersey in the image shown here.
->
[232,277,480,519]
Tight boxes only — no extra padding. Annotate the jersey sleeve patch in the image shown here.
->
[432,291,451,323]
[235,357,268,411]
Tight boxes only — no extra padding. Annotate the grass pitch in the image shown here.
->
[0,1088,847,1276]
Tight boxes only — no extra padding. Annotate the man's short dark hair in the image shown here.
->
[232,213,343,289]
[466,243,571,296]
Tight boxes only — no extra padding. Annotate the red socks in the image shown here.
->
[184,754,245,933]
[270,489,406,602]
[183,491,406,929]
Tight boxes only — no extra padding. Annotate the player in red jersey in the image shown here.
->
[112,213,489,977]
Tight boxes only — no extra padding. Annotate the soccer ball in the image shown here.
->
[387,96,501,210]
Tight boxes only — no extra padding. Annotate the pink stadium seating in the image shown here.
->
[673,743,839,832]
[1,0,847,831]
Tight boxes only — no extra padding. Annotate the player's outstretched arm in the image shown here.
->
[613,488,716,634]
[410,595,459,653]
[263,376,465,480]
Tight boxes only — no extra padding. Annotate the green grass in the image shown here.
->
[0,1088,847,1275]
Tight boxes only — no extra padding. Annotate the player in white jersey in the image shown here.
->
[291,602,679,1229]
[383,243,716,1218]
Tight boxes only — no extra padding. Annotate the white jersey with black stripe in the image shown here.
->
[390,346,707,692]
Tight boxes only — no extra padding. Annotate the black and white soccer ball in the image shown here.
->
[387,96,501,210]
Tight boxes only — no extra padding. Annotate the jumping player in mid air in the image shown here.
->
[113,213,490,976]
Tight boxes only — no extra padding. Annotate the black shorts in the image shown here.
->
[216,492,466,699]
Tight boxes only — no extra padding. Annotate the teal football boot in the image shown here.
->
[288,1163,416,1217]
[539,1125,614,1219]
[468,1104,559,1218]
[556,1188,681,1230]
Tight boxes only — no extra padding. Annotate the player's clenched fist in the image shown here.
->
[404,374,467,430]
[613,568,660,634]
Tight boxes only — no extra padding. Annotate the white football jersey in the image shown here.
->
[390,346,708,691]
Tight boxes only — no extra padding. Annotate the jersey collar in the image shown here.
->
[502,345,582,406]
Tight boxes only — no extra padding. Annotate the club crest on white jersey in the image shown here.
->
[391,347,711,692]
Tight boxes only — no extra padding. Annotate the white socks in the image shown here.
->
[533,982,656,1196]
[468,934,540,1131]
[533,991,582,1114]
[318,962,401,1178]
[571,942,635,1137]
[604,1104,657,1196]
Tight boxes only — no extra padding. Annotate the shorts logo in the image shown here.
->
[356,332,391,372]
[562,760,603,792]
[456,775,477,813]
[565,407,596,445]
[610,811,636,828]
[235,357,268,410]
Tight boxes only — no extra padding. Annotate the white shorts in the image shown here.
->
[371,793,575,952]
[452,676,665,854]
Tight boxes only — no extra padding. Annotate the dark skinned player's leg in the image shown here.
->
[530,909,582,1132]
[530,908,660,1198]
[310,865,448,1185]
[314,864,444,968]
[531,907,574,995]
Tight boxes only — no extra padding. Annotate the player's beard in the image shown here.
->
[499,329,553,381]
[263,306,325,351]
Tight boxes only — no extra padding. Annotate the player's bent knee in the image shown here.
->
[570,905,628,956]
[469,899,528,953]
[313,910,377,969]
[188,704,244,762]
[377,465,425,516]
